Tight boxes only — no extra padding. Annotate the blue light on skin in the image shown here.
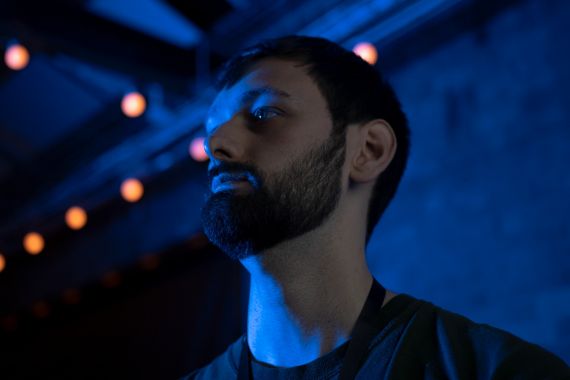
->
[211,173,257,193]
[212,179,248,193]
[205,84,299,185]
[205,76,360,366]
[204,59,398,368]
[205,85,293,138]
[246,265,352,367]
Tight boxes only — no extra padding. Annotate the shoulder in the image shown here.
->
[178,336,243,380]
[378,295,570,380]
[426,299,570,378]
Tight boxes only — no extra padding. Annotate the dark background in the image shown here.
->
[0,0,569,378]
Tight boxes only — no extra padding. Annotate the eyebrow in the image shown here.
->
[240,86,292,105]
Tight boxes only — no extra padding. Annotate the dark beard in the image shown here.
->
[201,130,346,260]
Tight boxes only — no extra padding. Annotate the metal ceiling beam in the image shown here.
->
[0,0,210,93]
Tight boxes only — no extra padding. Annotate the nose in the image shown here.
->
[204,119,245,165]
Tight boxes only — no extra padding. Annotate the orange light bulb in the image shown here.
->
[23,232,45,255]
[353,42,378,65]
[121,92,146,118]
[121,178,144,202]
[65,206,88,230]
[189,137,209,162]
[5,44,30,70]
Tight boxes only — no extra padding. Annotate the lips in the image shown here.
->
[211,173,252,193]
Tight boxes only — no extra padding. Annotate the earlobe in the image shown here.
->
[349,119,397,184]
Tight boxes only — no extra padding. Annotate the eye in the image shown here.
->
[250,107,280,122]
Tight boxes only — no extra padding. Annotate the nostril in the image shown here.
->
[211,142,234,161]
[212,147,227,159]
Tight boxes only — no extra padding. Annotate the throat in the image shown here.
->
[245,262,374,367]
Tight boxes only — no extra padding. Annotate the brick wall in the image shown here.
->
[368,0,570,362]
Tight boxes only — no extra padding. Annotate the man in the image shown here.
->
[183,36,570,379]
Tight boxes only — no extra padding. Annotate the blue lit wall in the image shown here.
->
[368,0,570,362]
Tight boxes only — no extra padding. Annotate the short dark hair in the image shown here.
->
[216,35,410,244]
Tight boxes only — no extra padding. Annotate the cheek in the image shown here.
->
[304,113,334,140]
[246,113,334,172]
[247,138,313,171]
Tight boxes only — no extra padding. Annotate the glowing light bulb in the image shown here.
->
[0,253,5,272]
[23,232,45,255]
[189,137,209,162]
[101,271,121,288]
[32,301,50,319]
[62,288,81,305]
[65,206,88,230]
[121,178,144,202]
[4,44,30,70]
[121,92,146,118]
[353,42,378,65]
[139,254,160,271]
[1,315,17,332]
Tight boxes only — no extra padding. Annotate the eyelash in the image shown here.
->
[249,107,282,122]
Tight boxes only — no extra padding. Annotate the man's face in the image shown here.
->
[201,59,347,259]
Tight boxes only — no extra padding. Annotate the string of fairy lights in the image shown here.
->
[0,40,378,275]
[0,40,378,329]
[0,41,214,331]
[0,37,378,333]
[0,41,214,275]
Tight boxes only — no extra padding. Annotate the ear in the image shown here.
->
[349,119,397,184]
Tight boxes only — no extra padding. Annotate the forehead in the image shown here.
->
[207,59,329,126]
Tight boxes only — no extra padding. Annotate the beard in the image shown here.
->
[201,130,346,260]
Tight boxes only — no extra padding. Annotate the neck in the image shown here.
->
[241,226,374,367]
